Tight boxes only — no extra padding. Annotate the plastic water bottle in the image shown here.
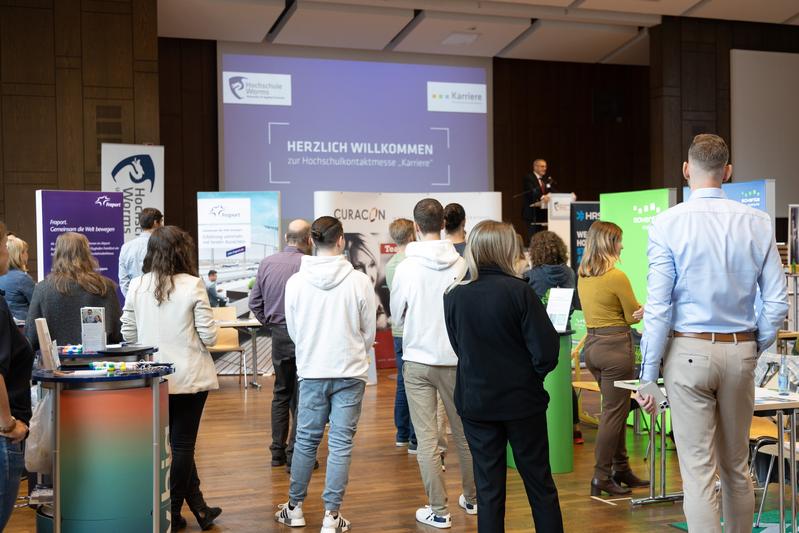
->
[779,353,790,395]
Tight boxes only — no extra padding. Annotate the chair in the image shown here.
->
[209,307,247,387]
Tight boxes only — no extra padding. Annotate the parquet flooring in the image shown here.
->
[4,370,777,532]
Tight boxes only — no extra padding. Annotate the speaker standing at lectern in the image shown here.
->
[522,158,556,243]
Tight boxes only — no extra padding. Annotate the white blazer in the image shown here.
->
[121,273,219,394]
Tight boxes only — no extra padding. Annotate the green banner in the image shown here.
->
[599,189,676,330]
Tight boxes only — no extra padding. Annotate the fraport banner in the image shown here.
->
[35,190,124,283]
[600,189,677,329]
[101,144,165,242]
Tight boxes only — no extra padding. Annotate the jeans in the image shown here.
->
[289,378,366,511]
[169,391,209,513]
[270,325,298,461]
[393,336,416,445]
[0,437,24,529]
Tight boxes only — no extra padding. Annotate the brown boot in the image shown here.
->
[590,477,631,496]
[612,470,650,488]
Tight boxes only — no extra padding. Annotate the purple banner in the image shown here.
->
[221,54,489,221]
[36,191,124,288]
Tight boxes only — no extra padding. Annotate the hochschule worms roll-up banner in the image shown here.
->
[101,143,165,242]
[35,190,124,283]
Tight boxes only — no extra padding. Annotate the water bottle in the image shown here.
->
[779,353,790,395]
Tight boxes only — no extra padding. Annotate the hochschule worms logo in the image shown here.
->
[111,155,156,192]
[229,76,247,99]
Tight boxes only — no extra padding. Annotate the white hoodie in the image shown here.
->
[285,254,376,380]
[390,240,466,366]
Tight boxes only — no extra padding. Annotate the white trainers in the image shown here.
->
[459,494,478,515]
[321,510,351,533]
[415,507,452,529]
[275,501,305,527]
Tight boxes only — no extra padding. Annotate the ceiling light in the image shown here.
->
[441,32,480,46]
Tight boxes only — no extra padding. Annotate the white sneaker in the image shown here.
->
[275,501,305,527]
[321,510,351,533]
[396,441,409,447]
[415,507,452,529]
[459,494,477,515]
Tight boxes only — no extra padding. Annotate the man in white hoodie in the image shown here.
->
[276,216,376,533]
[390,198,477,529]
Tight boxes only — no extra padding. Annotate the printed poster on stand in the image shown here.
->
[314,191,502,368]
[196,191,281,316]
[101,143,165,242]
[35,190,124,285]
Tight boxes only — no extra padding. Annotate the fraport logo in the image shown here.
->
[209,204,241,220]
[111,155,156,193]
[228,76,246,100]
[95,195,121,208]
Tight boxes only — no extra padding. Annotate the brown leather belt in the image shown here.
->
[672,331,756,343]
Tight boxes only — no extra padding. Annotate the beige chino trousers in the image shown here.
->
[664,336,757,533]
[403,361,477,516]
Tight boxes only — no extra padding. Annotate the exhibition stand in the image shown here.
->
[33,365,173,533]
[508,331,574,474]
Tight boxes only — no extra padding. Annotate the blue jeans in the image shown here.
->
[393,336,416,445]
[0,437,24,529]
[289,378,366,511]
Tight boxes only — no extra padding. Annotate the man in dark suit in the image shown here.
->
[522,159,555,243]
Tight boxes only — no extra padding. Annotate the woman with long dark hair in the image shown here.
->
[444,220,563,533]
[121,226,221,531]
[25,232,121,349]
[577,221,648,496]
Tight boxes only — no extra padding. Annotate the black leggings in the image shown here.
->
[169,391,208,513]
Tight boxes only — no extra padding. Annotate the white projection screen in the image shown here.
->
[731,49,799,218]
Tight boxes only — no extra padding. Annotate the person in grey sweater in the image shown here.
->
[25,232,121,350]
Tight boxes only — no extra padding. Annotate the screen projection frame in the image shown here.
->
[216,41,494,195]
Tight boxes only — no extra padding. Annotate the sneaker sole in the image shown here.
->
[275,516,306,527]
[415,517,451,529]
[459,504,477,515]
[320,526,350,533]
[408,449,418,455]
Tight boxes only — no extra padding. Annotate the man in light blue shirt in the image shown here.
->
[118,208,163,296]
[638,134,787,533]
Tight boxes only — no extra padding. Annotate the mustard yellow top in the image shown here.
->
[577,268,641,328]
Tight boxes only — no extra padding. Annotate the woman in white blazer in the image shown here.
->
[121,225,222,532]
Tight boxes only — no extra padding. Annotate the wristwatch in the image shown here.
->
[0,417,16,433]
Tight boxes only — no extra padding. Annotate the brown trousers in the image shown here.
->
[584,326,635,480]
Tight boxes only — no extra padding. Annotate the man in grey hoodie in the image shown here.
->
[390,198,477,529]
[276,216,375,533]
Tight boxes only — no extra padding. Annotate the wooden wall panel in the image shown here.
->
[0,0,158,279]
[650,16,799,194]
[0,7,55,85]
[158,38,218,243]
[81,12,133,87]
[1,95,58,172]
[493,58,650,236]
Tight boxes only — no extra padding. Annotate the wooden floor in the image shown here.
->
[4,369,777,532]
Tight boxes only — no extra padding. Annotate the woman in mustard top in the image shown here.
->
[577,221,649,497]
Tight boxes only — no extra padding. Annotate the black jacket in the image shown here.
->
[521,173,554,224]
[526,263,581,311]
[443,267,559,421]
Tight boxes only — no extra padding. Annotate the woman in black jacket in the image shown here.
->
[444,220,563,533]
